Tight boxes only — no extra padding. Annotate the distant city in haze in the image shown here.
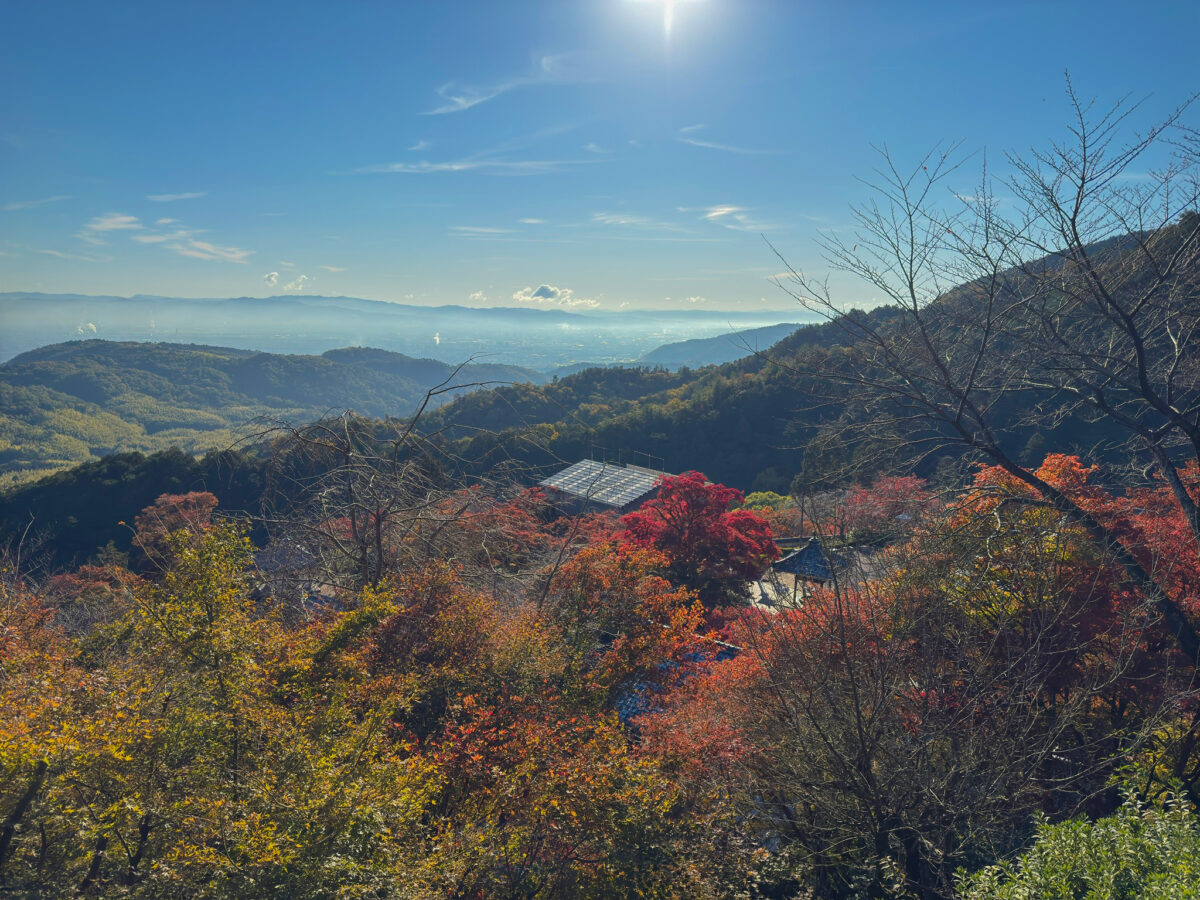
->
[2,1,1196,315]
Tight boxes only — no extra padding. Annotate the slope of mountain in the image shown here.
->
[0,340,542,488]
[635,322,802,369]
[425,296,1127,492]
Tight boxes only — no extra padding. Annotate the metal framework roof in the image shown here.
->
[538,459,663,509]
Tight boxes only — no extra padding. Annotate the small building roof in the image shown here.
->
[539,459,664,510]
[772,536,844,583]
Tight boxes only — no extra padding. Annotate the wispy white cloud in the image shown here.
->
[512,283,598,309]
[451,225,514,235]
[469,290,488,302]
[264,271,279,286]
[167,238,253,263]
[146,191,206,202]
[3,194,71,212]
[592,211,689,232]
[354,157,596,176]
[85,212,254,263]
[687,204,778,232]
[285,274,311,291]
[700,205,745,221]
[279,260,296,267]
[677,124,775,155]
[424,53,569,115]
[686,295,707,304]
[351,121,599,177]
[78,212,143,244]
[84,212,143,231]
[519,218,546,225]
[38,248,112,262]
[319,264,345,272]
[409,139,430,151]
[583,142,612,154]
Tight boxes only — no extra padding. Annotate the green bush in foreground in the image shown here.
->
[959,792,1200,899]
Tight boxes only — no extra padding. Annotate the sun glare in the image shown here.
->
[630,0,702,39]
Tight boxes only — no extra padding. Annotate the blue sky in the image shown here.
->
[1,0,1196,311]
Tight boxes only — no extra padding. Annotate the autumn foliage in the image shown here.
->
[2,458,1198,898]
[620,470,778,605]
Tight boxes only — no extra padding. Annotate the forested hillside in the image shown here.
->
[423,300,1127,492]
[0,341,541,488]
[634,321,804,369]
[0,290,1135,570]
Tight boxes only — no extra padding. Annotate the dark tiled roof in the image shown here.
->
[772,537,843,582]
[538,459,662,509]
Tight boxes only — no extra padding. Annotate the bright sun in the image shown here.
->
[631,0,702,38]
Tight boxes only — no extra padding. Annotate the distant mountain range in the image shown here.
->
[0,340,543,488]
[0,292,807,370]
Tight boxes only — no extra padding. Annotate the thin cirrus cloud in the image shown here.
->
[3,194,72,212]
[589,210,722,243]
[80,212,253,262]
[169,238,252,263]
[451,225,514,236]
[352,156,596,176]
[38,248,112,263]
[512,283,598,309]
[677,124,775,155]
[424,53,570,115]
[319,265,345,272]
[78,212,143,244]
[689,204,777,232]
[591,211,689,232]
[146,191,207,202]
[351,122,602,177]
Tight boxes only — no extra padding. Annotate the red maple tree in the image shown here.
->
[620,471,777,605]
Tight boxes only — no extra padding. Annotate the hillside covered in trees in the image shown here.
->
[0,341,542,488]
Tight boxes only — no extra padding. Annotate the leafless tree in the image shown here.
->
[774,82,1200,663]
[251,371,606,611]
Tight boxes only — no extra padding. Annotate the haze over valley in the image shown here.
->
[0,292,803,369]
